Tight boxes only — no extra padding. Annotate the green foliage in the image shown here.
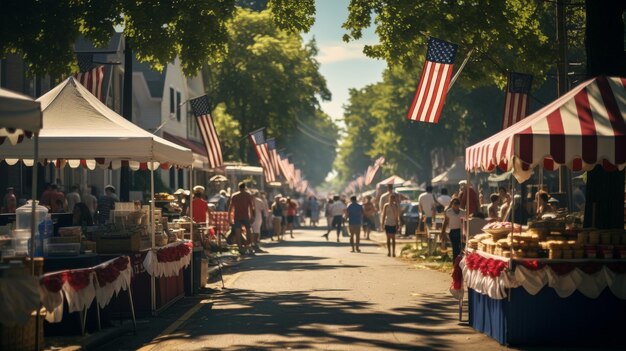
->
[0,0,316,77]
[343,0,559,89]
[337,0,588,185]
[204,9,335,185]
[211,103,242,162]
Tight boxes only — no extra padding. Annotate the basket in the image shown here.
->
[484,228,511,240]
[0,310,44,351]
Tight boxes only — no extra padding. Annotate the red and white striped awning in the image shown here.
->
[466,76,626,182]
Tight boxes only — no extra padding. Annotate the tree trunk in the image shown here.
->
[583,1,626,229]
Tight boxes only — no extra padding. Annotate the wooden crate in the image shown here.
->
[96,232,142,253]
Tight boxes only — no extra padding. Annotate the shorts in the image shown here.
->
[287,215,296,224]
[363,217,375,230]
[349,225,361,235]
[385,225,398,235]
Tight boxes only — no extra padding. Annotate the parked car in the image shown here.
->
[401,202,421,236]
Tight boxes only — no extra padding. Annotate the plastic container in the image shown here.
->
[15,200,51,257]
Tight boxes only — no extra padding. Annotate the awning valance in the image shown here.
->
[0,77,192,168]
[466,76,626,182]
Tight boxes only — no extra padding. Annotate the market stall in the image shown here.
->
[0,78,195,319]
[461,76,626,346]
[0,87,43,350]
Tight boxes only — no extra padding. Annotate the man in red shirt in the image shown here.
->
[189,185,210,224]
[228,182,255,254]
[459,180,480,216]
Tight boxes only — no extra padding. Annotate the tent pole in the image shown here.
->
[465,172,470,251]
[150,161,156,315]
[189,165,193,295]
[30,133,39,274]
[31,133,40,351]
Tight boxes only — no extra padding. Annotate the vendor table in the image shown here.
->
[42,253,106,336]
[463,251,626,347]
[469,287,626,346]
[101,248,186,317]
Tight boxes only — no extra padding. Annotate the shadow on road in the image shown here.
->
[167,288,470,350]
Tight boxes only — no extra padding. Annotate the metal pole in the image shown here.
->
[150,161,156,314]
[189,166,193,295]
[31,133,40,351]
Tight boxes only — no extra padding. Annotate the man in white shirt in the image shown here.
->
[323,195,347,242]
[418,185,437,230]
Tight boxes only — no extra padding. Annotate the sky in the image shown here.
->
[301,0,387,122]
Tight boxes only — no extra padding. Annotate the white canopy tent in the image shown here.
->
[0,77,192,168]
[0,87,42,145]
[431,157,466,186]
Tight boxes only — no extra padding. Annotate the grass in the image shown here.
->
[399,242,454,274]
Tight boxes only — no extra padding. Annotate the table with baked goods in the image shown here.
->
[456,219,626,346]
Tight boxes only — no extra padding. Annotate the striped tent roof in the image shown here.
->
[466,76,626,182]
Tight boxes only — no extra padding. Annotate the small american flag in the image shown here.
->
[190,96,224,169]
[74,54,105,101]
[249,129,275,182]
[265,138,282,177]
[502,72,533,129]
[364,156,385,185]
[407,38,458,124]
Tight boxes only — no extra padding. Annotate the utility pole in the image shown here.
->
[556,0,573,210]
[120,36,133,201]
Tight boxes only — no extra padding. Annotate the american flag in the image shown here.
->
[364,156,385,185]
[502,72,533,129]
[278,150,294,184]
[74,54,105,101]
[249,129,275,182]
[190,95,224,169]
[265,138,282,177]
[407,37,458,124]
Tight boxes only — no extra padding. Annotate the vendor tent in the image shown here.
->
[0,88,42,145]
[0,77,192,168]
[431,157,466,186]
[377,175,406,186]
[466,76,626,182]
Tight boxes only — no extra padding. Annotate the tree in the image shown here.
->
[343,0,557,89]
[203,9,335,185]
[0,0,316,77]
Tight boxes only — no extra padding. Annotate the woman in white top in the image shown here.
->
[381,194,401,257]
[441,198,466,262]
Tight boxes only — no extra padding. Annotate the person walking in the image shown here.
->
[345,195,364,252]
[324,198,334,236]
[285,197,298,238]
[228,182,255,255]
[323,195,346,242]
[362,195,376,240]
[381,194,401,257]
[441,198,466,262]
[271,195,284,241]
[308,196,320,227]
[418,185,437,231]
[251,191,268,252]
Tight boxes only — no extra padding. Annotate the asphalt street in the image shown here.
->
[93,225,511,351]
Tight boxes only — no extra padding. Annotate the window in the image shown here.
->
[169,87,175,114]
[176,91,181,121]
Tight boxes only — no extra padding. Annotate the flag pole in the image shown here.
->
[449,48,474,88]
